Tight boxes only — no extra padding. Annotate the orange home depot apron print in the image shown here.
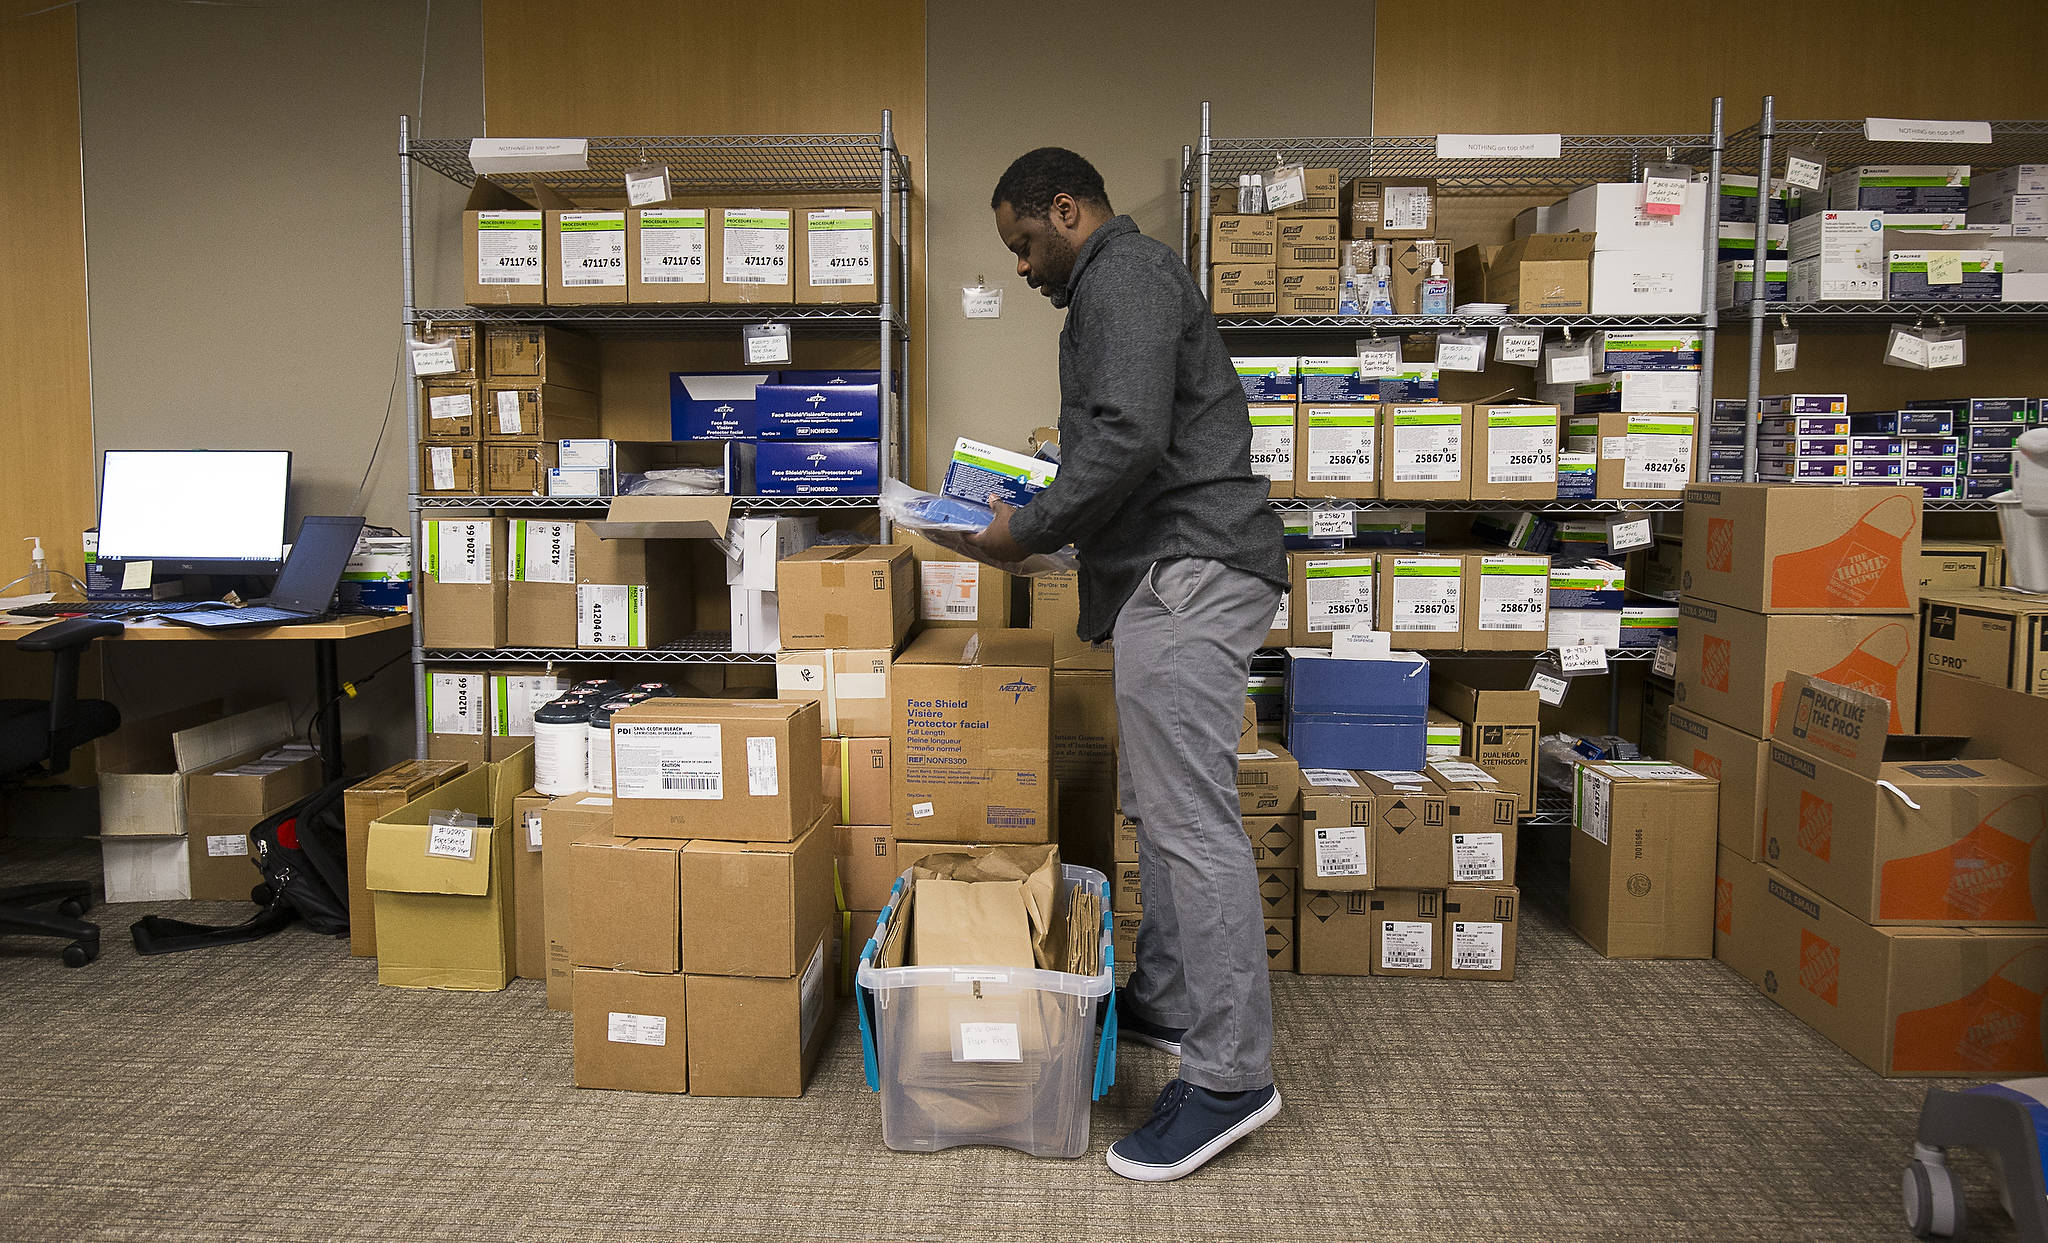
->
[1767,622,1913,734]
[1767,494,1917,610]
[1879,794,2048,922]
[1893,947,2048,1075]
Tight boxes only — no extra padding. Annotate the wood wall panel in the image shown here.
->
[481,0,927,480]
[1,4,94,585]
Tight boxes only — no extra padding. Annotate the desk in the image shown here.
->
[7,614,410,782]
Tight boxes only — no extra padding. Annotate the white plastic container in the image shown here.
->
[1998,428,2048,592]
[532,698,593,795]
[856,865,1115,1159]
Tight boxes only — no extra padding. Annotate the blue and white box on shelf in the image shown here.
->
[669,372,774,440]
[753,441,881,496]
[754,380,882,440]
[1283,648,1429,772]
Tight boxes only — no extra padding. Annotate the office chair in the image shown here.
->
[2,617,122,967]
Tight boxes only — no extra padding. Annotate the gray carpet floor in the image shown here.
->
[0,837,2015,1242]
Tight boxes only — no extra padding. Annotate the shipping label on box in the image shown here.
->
[1382,555,1462,642]
[1371,888,1443,977]
[635,208,708,289]
[1292,553,1375,643]
[555,211,626,291]
[803,208,876,292]
[1248,405,1296,497]
[610,699,823,842]
[718,208,792,293]
[1296,406,1377,498]
[1475,404,1559,494]
[1384,404,1465,498]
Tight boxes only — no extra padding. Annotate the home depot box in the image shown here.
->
[461,180,545,306]
[610,699,824,842]
[685,928,833,1097]
[1300,769,1376,892]
[1377,553,1465,650]
[1027,571,1113,670]
[777,649,892,738]
[777,545,916,650]
[1468,404,1560,502]
[795,207,878,305]
[1359,771,1450,891]
[1718,848,2048,1077]
[680,808,834,976]
[1666,707,1770,861]
[1370,888,1444,978]
[891,630,1053,842]
[1210,263,1277,315]
[1294,405,1378,499]
[711,208,793,303]
[1485,233,1595,313]
[1595,413,1696,499]
[1381,403,1468,501]
[572,968,689,1093]
[1296,888,1375,975]
[545,208,627,305]
[344,758,469,957]
[1429,759,1519,883]
[1569,759,1720,959]
[895,528,1014,632]
[1674,599,1916,736]
[1430,676,1539,811]
[1461,552,1550,652]
[627,207,710,304]
[1237,742,1303,815]
[1211,214,1278,262]
[365,752,531,990]
[1762,673,2048,927]
[1922,588,2048,698]
[1679,483,1921,613]
[1288,550,1375,647]
[420,516,506,649]
[1444,884,1520,980]
[570,834,683,973]
[541,792,615,1010]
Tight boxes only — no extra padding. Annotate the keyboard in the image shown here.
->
[10,600,190,618]
[162,605,318,627]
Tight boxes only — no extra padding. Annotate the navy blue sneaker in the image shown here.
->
[1109,987,1186,1055]
[1106,1079,1282,1182]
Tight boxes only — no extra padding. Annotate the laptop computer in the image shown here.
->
[159,515,366,631]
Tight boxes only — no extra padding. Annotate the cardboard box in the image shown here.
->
[570,834,683,972]
[1288,550,1375,647]
[1359,771,1450,891]
[1276,218,1341,268]
[541,792,615,1010]
[711,208,793,303]
[1265,919,1297,972]
[1278,266,1339,315]
[420,516,506,649]
[1381,403,1468,501]
[1340,177,1436,239]
[506,521,670,649]
[1294,405,1378,499]
[1569,760,1720,958]
[1112,911,1142,968]
[1674,599,1916,736]
[1377,554,1465,650]
[776,545,916,651]
[834,823,896,912]
[1469,404,1560,501]
[420,442,478,495]
[1245,813,1302,870]
[894,528,1014,631]
[480,442,556,496]
[776,649,892,738]
[1247,403,1296,497]
[891,630,1053,842]
[509,792,547,979]
[480,381,598,443]
[685,929,834,1097]
[1484,233,1594,314]
[572,968,689,1093]
[1429,759,1519,883]
[1590,249,1708,315]
[1665,707,1769,861]
[1210,263,1276,315]
[1425,709,1463,761]
[1114,815,1139,864]
[546,209,627,305]
[1273,167,1340,219]
[627,207,710,304]
[1052,669,1118,876]
[1430,677,1538,811]
[1443,883,1520,980]
[1111,860,1143,913]
[344,758,469,957]
[611,698,824,842]
[181,811,261,902]
[1237,742,1302,815]
[422,379,481,440]
[754,440,882,497]
[98,835,188,904]
[365,752,531,990]
[1679,483,1921,614]
[1300,771,1375,892]
[796,207,878,304]
[1296,888,1375,975]
[97,701,273,837]
[1384,239,1452,316]
[1922,588,2048,697]
[423,669,489,766]
[1370,888,1444,977]
[1595,413,1696,499]
[462,180,544,306]
[483,323,599,390]
[1462,552,1550,652]
[680,808,835,976]
[1211,214,1277,262]
[1918,541,2002,592]
[1258,868,1298,921]
[1763,672,2048,926]
[1285,651,1429,772]
[185,741,321,821]
[1027,571,1113,670]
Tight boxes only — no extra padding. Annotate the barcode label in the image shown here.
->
[614,722,722,800]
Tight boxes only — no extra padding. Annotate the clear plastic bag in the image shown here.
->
[623,467,726,496]
[880,480,1079,576]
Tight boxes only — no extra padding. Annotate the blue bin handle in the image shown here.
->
[856,937,882,1092]
[1091,879,1117,1101]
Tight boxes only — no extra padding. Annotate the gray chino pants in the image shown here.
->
[1113,555,1281,1092]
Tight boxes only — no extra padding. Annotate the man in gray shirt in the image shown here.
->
[973,147,1287,1182]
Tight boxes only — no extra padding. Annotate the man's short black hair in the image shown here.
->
[991,147,1112,219]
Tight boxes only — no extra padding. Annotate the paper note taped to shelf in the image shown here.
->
[1558,644,1608,674]
[1436,133,1562,159]
[1861,118,1991,144]
[467,137,589,173]
[1311,509,1356,538]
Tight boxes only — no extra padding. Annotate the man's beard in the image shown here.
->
[1038,228,1078,306]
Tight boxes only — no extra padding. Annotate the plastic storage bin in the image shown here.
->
[1997,427,2048,592]
[855,864,1116,1158]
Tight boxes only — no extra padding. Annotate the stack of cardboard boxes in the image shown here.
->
[418,324,601,498]
[1031,572,1120,879]
[1205,167,1340,315]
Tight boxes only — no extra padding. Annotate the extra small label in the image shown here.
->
[426,824,475,860]
[957,1021,1022,1062]
[607,1011,668,1046]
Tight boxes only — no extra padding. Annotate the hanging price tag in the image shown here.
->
[1773,330,1799,372]
[1546,347,1593,384]
[1653,636,1678,679]
[1357,338,1401,377]
[409,341,457,376]
[1529,670,1569,706]
[427,824,475,860]
[962,285,1003,318]
[1264,163,1307,211]
[743,322,792,365]
[1642,162,1691,218]
[1557,644,1609,675]
[1926,333,1967,369]
[624,161,672,206]
[1885,326,1930,369]
[1310,508,1357,538]
[1608,517,1653,552]
[1435,332,1486,373]
[1497,329,1543,365]
[1783,150,1824,192]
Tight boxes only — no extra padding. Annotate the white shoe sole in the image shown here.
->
[1123,1029,1183,1056]
[1105,1088,1282,1182]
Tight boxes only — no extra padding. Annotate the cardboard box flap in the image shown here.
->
[96,699,225,775]
[590,495,732,540]
[463,178,538,212]
[895,625,1053,669]
[364,819,498,896]
[170,702,294,776]
[1772,672,1892,776]
[1494,232,1598,265]
[1922,670,2048,771]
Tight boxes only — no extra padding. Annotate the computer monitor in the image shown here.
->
[97,450,292,574]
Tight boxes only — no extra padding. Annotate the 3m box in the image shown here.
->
[1378,555,1464,650]
[1787,210,1885,300]
[1569,760,1719,958]
[1676,599,1916,735]
[1922,588,2048,697]
[1430,760,1519,883]
[796,207,877,304]
[941,437,1058,508]
[1211,214,1278,262]
[1462,553,1549,652]
[1381,404,1467,501]
[1468,404,1559,501]
[627,207,710,304]
[1275,218,1341,268]
[1443,884,1519,980]
[1293,406,1378,499]
[1236,742,1302,816]
[572,969,689,1093]
[1665,706,1770,861]
[755,441,881,496]
[569,834,683,973]
[710,208,792,303]
[546,209,627,304]
[680,811,834,976]
[1285,651,1428,772]
[1763,673,2048,926]
[1717,849,2048,1077]
[1370,888,1443,978]
[1679,483,1921,613]
[1296,888,1374,975]
[1595,413,1695,499]
[420,517,505,649]
[1210,264,1277,314]
[891,630,1053,842]
[685,929,833,1097]
[1430,677,1538,811]
[610,699,824,842]
[1287,551,1375,647]
[776,545,916,650]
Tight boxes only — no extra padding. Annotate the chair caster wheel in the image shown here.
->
[1904,1157,1966,1238]
[58,896,90,919]
[61,940,97,968]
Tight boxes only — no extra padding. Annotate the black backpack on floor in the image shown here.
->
[131,775,358,955]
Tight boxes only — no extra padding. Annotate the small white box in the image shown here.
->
[1968,195,2048,233]
[557,438,614,469]
[724,515,819,591]
[1590,249,1706,314]
[545,467,608,497]
[98,834,191,903]
[1556,183,1708,252]
[1513,203,1561,239]
[1786,210,1884,300]
[1972,165,2048,203]
[729,587,781,653]
[1997,235,2048,300]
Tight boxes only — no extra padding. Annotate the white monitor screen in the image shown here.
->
[98,450,291,564]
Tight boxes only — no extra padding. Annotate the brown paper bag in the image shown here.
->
[910,878,1035,969]
[911,844,1062,968]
